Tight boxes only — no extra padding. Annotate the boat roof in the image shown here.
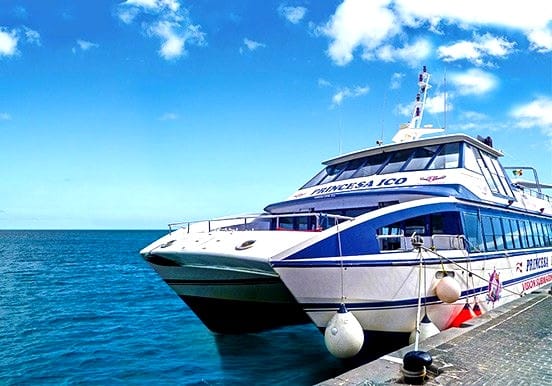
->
[323,133,502,166]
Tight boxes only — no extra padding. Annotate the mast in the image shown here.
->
[391,66,444,143]
[409,65,430,129]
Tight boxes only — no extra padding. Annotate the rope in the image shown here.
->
[336,220,345,303]
[419,245,524,297]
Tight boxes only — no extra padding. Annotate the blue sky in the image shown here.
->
[1,0,551,229]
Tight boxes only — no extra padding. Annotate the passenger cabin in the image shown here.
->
[265,134,518,214]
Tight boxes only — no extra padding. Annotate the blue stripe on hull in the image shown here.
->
[300,268,552,312]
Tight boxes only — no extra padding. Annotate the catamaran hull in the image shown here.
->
[144,255,310,333]
[273,250,552,346]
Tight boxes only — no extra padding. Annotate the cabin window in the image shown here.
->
[519,221,532,248]
[492,217,506,250]
[377,222,403,250]
[543,223,552,247]
[404,216,426,236]
[513,220,525,248]
[427,143,460,169]
[352,153,389,178]
[532,222,544,247]
[403,146,439,171]
[301,168,329,189]
[481,216,497,251]
[335,158,367,181]
[462,212,482,252]
[474,150,500,194]
[318,164,348,185]
[380,149,413,174]
[503,219,517,249]
[489,157,515,197]
[275,216,319,231]
[464,144,481,173]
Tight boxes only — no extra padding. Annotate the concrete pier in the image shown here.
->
[318,285,551,385]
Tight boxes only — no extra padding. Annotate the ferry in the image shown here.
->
[268,67,552,357]
[140,67,552,348]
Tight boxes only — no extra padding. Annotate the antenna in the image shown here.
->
[391,66,444,143]
[444,68,447,130]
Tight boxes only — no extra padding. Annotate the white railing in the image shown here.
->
[377,233,467,252]
[168,213,353,234]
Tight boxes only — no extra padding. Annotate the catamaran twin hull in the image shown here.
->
[140,216,348,333]
[140,66,552,345]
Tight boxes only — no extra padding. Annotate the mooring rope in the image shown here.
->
[419,244,524,297]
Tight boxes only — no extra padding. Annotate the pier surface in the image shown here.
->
[318,285,551,385]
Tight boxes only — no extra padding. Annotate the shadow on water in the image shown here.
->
[212,324,347,385]
[211,324,411,385]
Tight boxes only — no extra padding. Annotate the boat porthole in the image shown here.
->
[235,240,256,250]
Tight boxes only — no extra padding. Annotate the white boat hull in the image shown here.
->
[140,226,318,333]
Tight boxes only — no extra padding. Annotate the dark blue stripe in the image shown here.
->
[300,268,552,312]
[165,277,281,286]
[264,184,479,213]
[272,248,552,268]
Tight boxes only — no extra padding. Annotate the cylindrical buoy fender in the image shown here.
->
[324,304,364,359]
[435,275,461,303]
[409,313,440,344]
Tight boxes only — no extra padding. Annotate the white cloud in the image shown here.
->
[318,78,332,88]
[0,28,18,56]
[425,92,452,115]
[395,0,552,52]
[332,85,369,107]
[321,0,399,66]
[368,39,431,67]
[118,0,205,60]
[242,38,266,52]
[160,112,178,120]
[0,112,12,120]
[461,111,489,122]
[390,73,404,89]
[320,0,552,66]
[511,97,552,138]
[438,33,515,66]
[23,27,40,45]
[278,5,307,24]
[76,39,99,51]
[527,29,552,52]
[123,0,180,12]
[148,21,205,60]
[448,68,497,96]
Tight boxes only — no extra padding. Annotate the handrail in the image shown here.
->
[167,212,354,234]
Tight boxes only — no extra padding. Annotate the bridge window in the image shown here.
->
[352,153,389,178]
[380,149,413,174]
[427,143,460,169]
[403,146,439,171]
[335,158,367,181]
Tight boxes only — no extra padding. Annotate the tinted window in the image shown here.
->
[352,153,388,178]
[427,143,460,169]
[404,146,439,171]
[380,149,413,174]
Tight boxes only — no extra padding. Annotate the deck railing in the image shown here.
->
[168,213,353,234]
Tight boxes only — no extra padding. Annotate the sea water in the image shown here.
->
[0,230,350,385]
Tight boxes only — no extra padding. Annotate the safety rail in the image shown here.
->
[168,213,354,235]
[377,233,467,252]
[522,188,552,203]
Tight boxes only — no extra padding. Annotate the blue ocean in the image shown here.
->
[0,230,352,385]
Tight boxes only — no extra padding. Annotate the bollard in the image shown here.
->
[401,350,432,384]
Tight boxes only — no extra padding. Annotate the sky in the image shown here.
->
[1,0,552,229]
